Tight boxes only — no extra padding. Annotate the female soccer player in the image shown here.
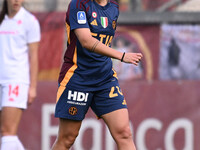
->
[52,0,142,150]
[0,0,40,149]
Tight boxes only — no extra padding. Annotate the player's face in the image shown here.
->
[7,0,24,14]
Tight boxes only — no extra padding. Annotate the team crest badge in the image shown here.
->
[92,12,97,18]
[69,107,78,115]
[112,20,116,30]
[17,20,22,25]
[101,17,108,28]
[77,11,86,24]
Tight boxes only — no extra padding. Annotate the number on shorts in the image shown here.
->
[8,85,19,101]
[109,86,123,98]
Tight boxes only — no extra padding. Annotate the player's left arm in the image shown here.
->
[28,42,39,106]
[74,28,143,65]
[26,15,41,106]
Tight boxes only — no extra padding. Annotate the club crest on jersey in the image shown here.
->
[112,20,116,30]
[101,17,108,28]
[92,12,97,18]
[77,11,86,24]
[17,20,22,25]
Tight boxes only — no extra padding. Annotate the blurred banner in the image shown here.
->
[16,13,200,150]
[35,12,66,81]
[118,0,189,12]
[160,24,200,80]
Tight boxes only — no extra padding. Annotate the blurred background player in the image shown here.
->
[51,0,142,150]
[0,0,40,149]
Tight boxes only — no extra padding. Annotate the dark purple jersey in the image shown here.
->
[59,0,119,91]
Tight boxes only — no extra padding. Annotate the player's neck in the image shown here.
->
[95,0,109,6]
[7,6,21,18]
[8,9,18,18]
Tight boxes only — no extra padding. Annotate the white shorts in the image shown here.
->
[0,83,29,110]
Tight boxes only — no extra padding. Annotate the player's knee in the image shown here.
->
[0,124,15,135]
[115,126,133,141]
[59,132,79,148]
[64,135,77,148]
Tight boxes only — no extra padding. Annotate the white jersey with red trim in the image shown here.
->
[0,7,41,84]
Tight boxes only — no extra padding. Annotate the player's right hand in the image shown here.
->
[123,53,143,65]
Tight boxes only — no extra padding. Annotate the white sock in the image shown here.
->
[1,136,25,150]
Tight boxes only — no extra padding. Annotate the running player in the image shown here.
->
[0,0,40,149]
[52,0,142,150]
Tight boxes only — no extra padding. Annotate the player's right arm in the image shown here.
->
[74,28,142,65]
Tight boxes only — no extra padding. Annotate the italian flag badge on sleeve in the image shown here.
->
[101,17,108,28]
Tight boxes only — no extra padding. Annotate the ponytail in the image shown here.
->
[0,0,8,25]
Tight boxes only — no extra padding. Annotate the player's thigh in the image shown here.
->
[91,78,127,118]
[1,107,23,135]
[57,118,82,140]
[101,108,131,138]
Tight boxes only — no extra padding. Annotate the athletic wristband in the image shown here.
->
[121,52,125,62]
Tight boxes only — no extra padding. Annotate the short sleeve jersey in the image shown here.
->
[59,0,119,91]
[0,7,41,84]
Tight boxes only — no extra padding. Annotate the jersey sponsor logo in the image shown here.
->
[92,12,97,18]
[68,90,89,102]
[0,31,18,35]
[91,32,113,46]
[77,11,86,24]
[101,17,108,28]
[69,107,78,115]
[90,19,98,26]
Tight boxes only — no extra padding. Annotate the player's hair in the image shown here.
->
[0,0,8,25]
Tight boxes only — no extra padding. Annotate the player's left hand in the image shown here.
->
[123,53,143,65]
[28,86,37,106]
